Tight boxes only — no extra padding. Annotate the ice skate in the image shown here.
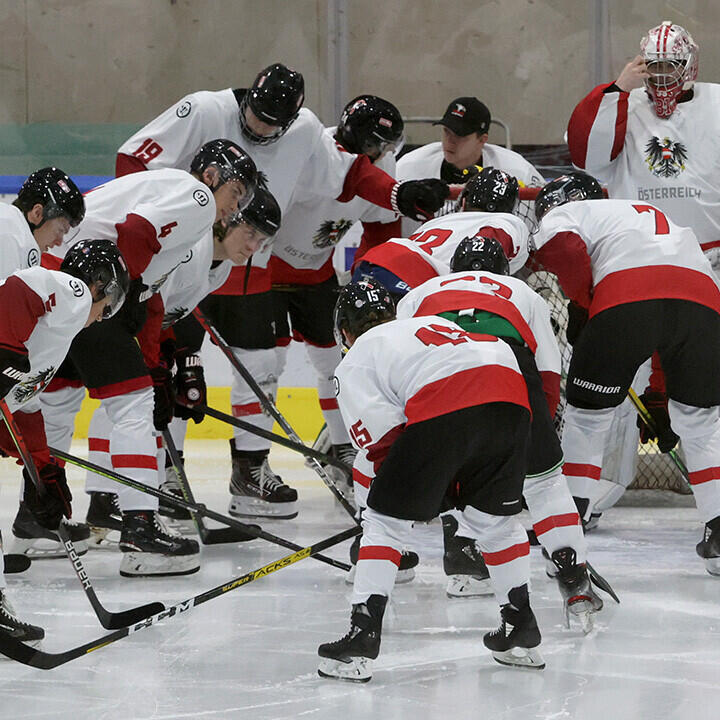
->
[550,547,603,633]
[159,452,196,535]
[0,590,44,648]
[696,517,720,576]
[11,502,89,559]
[119,511,200,577]
[345,534,418,584]
[483,585,545,669]
[228,445,298,519]
[324,443,357,509]
[442,515,492,597]
[86,492,123,550]
[317,594,387,682]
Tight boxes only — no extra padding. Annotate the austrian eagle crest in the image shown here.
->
[312,219,353,249]
[13,367,56,404]
[645,136,688,178]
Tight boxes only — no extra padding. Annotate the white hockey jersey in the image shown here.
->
[396,140,545,235]
[0,267,91,412]
[359,237,450,289]
[396,271,561,376]
[567,82,720,249]
[0,203,41,280]
[61,169,216,294]
[334,316,529,464]
[533,198,720,317]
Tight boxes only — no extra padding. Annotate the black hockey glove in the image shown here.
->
[393,179,450,221]
[0,348,30,400]
[174,353,206,424]
[636,390,679,453]
[23,462,72,530]
[566,300,589,346]
[150,365,176,431]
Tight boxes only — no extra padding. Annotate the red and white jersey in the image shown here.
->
[360,237,449,289]
[159,234,231,327]
[269,127,396,281]
[396,271,561,375]
[533,198,720,317]
[0,267,91,412]
[60,169,216,294]
[334,316,529,467]
[0,203,41,280]
[567,83,720,249]
[396,141,545,235]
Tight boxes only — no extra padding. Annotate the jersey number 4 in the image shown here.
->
[633,204,669,235]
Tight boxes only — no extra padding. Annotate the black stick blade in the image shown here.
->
[3,554,31,574]
[200,526,259,545]
[99,601,167,629]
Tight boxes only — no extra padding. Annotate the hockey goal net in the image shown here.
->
[514,187,690,496]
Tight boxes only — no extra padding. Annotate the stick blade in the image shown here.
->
[3,553,31,574]
[200,526,259,545]
[99,601,167,630]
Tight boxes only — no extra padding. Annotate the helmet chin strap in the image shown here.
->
[242,256,253,295]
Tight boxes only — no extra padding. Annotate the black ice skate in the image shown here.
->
[696,516,720,576]
[483,585,545,670]
[159,451,195,534]
[345,533,419,585]
[11,502,90,559]
[442,515,493,597]
[228,444,298,519]
[86,492,123,550]
[317,594,387,682]
[0,589,44,647]
[550,547,603,633]
[119,511,200,577]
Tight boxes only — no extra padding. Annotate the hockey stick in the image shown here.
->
[627,388,691,490]
[0,524,361,669]
[50,446,351,572]
[194,403,351,473]
[3,553,31,574]
[162,429,254,545]
[0,400,164,629]
[192,308,358,520]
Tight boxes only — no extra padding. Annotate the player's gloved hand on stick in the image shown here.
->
[566,300,589,346]
[23,462,72,530]
[636,390,680,453]
[174,352,206,424]
[0,347,30,400]
[393,179,450,221]
[150,365,176,430]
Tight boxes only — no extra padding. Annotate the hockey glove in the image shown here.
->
[0,348,30,400]
[23,462,72,530]
[636,391,679,453]
[566,300,589,346]
[174,353,206,424]
[150,365,176,431]
[393,179,450,221]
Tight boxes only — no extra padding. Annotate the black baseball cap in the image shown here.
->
[434,97,491,136]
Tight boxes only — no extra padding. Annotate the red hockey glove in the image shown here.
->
[393,179,450,221]
[23,462,72,530]
[636,390,679,453]
[174,353,206,424]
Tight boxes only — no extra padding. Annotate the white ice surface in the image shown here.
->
[1,439,720,720]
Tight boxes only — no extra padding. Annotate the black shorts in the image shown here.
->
[272,275,340,346]
[367,403,530,521]
[199,292,276,349]
[567,299,720,409]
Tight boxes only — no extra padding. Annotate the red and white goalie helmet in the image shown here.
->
[640,21,698,118]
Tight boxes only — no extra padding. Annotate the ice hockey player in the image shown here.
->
[115,63,449,520]
[317,278,544,682]
[35,139,257,576]
[396,236,605,630]
[0,239,130,643]
[532,171,720,576]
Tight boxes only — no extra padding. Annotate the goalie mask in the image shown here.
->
[450,236,509,275]
[333,278,396,349]
[640,21,698,118]
[461,166,519,214]
[534,171,603,222]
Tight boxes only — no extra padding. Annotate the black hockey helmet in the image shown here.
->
[334,277,396,349]
[60,239,131,319]
[190,139,257,209]
[335,95,404,159]
[13,167,85,230]
[239,64,305,145]
[534,171,604,221]
[227,184,282,243]
[461,166,519,214]
[450,235,510,275]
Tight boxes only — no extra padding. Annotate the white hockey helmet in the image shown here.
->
[640,21,698,118]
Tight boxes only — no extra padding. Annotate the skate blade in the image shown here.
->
[11,536,88,559]
[446,574,493,598]
[564,598,599,634]
[88,526,121,551]
[344,566,415,585]
[119,551,200,577]
[317,657,372,682]
[228,496,298,520]
[490,646,545,670]
[704,557,720,576]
